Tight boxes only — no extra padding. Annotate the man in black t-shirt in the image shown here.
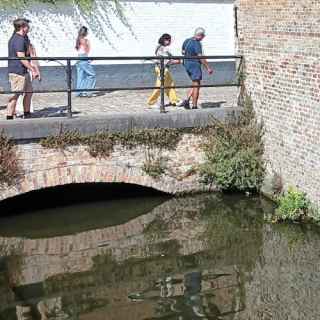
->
[6,18,40,120]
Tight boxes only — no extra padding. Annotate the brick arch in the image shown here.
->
[0,164,193,202]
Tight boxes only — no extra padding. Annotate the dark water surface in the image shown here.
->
[0,191,320,319]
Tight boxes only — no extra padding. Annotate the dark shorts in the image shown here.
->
[185,63,202,81]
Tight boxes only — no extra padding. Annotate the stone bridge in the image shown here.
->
[0,106,238,202]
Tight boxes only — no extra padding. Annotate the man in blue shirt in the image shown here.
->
[6,18,40,120]
[180,28,213,109]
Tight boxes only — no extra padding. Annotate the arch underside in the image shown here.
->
[1,165,206,202]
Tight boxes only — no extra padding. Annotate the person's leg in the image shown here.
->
[190,66,202,109]
[75,64,81,96]
[76,63,86,97]
[147,66,161,105]
[165,70,180,105]
[179,67,193,109]
[23,93,32,113]
[23,73,33,116]
[7,74,25,119]
[191,80,200,109]
[7,94,19,119]
[82,61,96,96]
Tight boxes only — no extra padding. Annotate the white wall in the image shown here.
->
[0,0,235,66]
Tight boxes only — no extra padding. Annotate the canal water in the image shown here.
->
[0,191,320,319]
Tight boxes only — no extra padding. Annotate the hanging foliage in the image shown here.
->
[0,0,125,13]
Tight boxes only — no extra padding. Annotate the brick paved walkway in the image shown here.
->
[0,87,238,119]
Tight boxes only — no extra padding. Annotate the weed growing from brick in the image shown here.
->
[0,133,23,189]
[40,127,197,179]
[40,128,186,158]
[271,187,320,224]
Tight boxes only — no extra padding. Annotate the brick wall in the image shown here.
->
[236,0,320,204]
[0,133,209,202]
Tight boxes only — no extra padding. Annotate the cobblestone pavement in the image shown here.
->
[0,87,238,119]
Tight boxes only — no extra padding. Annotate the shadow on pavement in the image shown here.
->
[200,101,226,109]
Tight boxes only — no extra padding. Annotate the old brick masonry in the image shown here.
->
[0,134,208,201]
[236,0,320,204]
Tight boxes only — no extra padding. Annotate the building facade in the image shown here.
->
[0,0,235,63]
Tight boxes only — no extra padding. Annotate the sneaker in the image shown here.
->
[23,112,32,119]
[178,99,190,109]
[192,105,198,110]
[168,101,181,107]
[6,115,14,120]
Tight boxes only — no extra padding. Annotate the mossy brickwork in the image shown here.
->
[0,130,209,201]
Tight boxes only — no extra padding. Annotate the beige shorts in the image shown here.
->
[9,73,33,95]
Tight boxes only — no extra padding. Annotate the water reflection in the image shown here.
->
[0,194,320,319]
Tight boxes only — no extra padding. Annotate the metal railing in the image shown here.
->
[0,55,243,117]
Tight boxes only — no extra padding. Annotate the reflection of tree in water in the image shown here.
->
[0,194,270,319]
[0,256,16,320]
[143,194,265,272]
[1,194,320,319]
[200,194,265,271]
[139,194,267,320]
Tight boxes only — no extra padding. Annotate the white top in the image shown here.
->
[155,45,173,67]
[77,37,90,55]
[77,47,87,55]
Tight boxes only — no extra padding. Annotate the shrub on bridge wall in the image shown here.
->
[0,133,22,189]
[200,93,265,193]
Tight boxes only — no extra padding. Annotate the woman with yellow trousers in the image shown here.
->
[148,34,181,107]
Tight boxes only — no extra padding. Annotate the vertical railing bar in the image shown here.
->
[66,59,72,118]
[234,6,239,38]
[160,57,165,113]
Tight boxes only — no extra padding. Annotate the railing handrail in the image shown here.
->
[0,55,242,61]
[0,54,243,117]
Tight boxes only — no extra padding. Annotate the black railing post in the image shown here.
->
[160,57,165,113]
[66,59,72,118]
[234,6,239,38]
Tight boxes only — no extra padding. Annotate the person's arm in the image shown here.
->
[29,44,41,80]
[14,37,37,74]
[201,58,213,74]
[168,56,181,65]
[167,50,180,65]
[197,42,213,74]
[16,51,36,73]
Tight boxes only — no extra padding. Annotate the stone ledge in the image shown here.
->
[0,107,240,141]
